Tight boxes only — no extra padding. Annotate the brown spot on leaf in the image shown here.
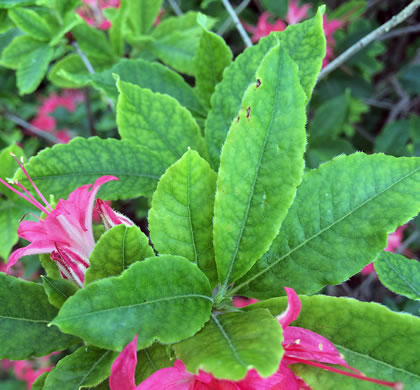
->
[246,106,251,119]
[256,79,261,88]
[236,115,240,123]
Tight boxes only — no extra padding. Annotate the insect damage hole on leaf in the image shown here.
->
[246,106,251,119]
[256,79,261,88]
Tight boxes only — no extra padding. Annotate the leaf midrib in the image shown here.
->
[0,314,49,323]
[55,294,213,322]
[232,164,420,294]
[221,46,283,289]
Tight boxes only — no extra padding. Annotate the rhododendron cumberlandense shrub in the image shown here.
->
[0,5,420,390]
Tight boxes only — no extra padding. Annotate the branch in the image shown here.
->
[167,0,182,16]
[221,0,253,47]
[72,42,95,75]
[1,108,60,144]
[379,24,420,40]
[318,0,420,81]
[218,0,251,36]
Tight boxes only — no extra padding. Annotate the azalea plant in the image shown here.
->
[0,0,420,389]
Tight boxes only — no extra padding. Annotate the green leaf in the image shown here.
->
[52,255,213,351]
[150,12,214,76]
[8,8,54,40]
[104,7,123,57]
[14,137,167,200]
[375,251,420,300]
[0,273,79,359]
[91,58,205,117]
[135,343,173,383]
[253,295,420,388]
[0,0,35,8]
[40,253,61,279]
[374,120,410,157]
[308,93,350,144]
[42,276,78,308]
[56,0,80,16]
[72,22,115,63]
[214,44,306,289]
[43,346,118,390]
[261,0,288,17]
[1,35,45,69]
[235,153,420,297]
[121,0,163,36]
[48,54,89,88]
[31,372,48,390]
[16,42,53,94]
[85,224,154,285]
[149,150,218,285]
[116,79,207,164]
[174,309,283,380]
[193,14,232,108]
[205,9,325,169]
[306,139,355,169]
[398,64,420,96]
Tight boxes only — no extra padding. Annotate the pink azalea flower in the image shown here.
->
[95,199,134,230]
[109,288,401,389]
[243,1,343,67]
[30,90,84,144]
[77,0,121,30]
[0,155,119,287]
[362,225,406,275]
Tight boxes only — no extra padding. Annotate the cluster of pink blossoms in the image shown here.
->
[109,288,401,390]
[243,0,342,67]
[30,90,84,144]
[77,0,121,30]
[0,156,133,287]
[1,354,57,389]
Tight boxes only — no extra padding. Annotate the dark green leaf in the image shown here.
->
[42,276,78,308]
[0,273,79,359]
[135,343,173,383]
[375,251,420,300]
[374,120,410,157]
[43,346,118,390]
[14,137,167,200]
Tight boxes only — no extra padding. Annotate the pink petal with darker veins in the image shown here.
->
[7,240,55,273]
[286,0,311,25]
[110,335,138,390]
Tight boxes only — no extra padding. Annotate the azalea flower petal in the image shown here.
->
[110,335,138,390]
[137,361,194,390]
[7,240,55,273]
[277,287,301,328]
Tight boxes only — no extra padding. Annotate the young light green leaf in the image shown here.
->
[150,12,215,76]
[42,276,78,309]
[116,79,207,164]
[0,273,79,359]
[90,58,205,117]
[205,9,325,169]
[135,343,173,384]
[375,251,420,300]
[214,44,306,289]
[85,224,154,285]
[31,372,48,390]
[149,150,218,285]
[235,153,420,297]
[103,7,123,57]
[48,54,91,88]
[72,22,115,63]
[121,0,163,36]
[193,14,232,108]
[43,346,118,390]
[8,8,54,41]
[0,36,45,69]
[174,309,283,381]
[16,43,53,94]
[252,295,420,388]
[52,256,213,351]
[14,137,167,200]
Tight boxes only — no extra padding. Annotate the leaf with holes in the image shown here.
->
[51,256,213,351]
[235,153,420,298]
[205,8,325,169]
[43,346,118,390]
[375,251,420,300]
[116,79,207,166]
[174,309,283,380]
[213,44,306,290]
[0,273,79,359]
[14,137,167,200]
[149,150,218,286]
[251,295,420,388]
[85,224,154,284]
